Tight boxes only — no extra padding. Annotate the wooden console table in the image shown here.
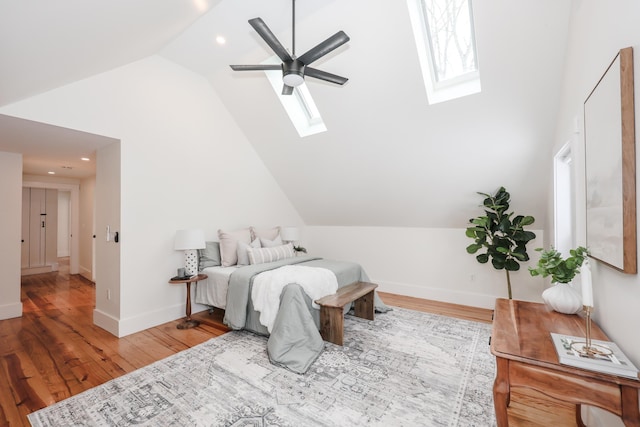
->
[490,298,640,426]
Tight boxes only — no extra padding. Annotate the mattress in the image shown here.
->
[194,265,237,309]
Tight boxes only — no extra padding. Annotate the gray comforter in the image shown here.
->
[223,256,389,373]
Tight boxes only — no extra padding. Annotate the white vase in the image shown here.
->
[542,282,583,314]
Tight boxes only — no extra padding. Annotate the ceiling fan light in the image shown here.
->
[283,72,304,87]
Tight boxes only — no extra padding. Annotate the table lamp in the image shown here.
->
[174,229,206,276]
[280,226,299,244]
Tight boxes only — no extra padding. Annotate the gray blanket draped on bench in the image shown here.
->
[223,256,390,373]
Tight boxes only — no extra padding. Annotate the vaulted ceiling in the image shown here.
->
[0,0,572,228]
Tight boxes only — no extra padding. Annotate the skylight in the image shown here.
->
[263,57,327,138]
[407,0,481,104]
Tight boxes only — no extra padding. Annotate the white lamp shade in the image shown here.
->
[280,226,300,242]
[174,229,206,250]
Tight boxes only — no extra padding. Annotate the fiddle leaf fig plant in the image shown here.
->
[528,246,589,284]
[465,187,536,299]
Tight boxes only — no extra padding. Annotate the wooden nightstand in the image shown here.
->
[169,273,207,329]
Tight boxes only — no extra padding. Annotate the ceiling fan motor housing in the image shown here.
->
[283,60,305,87]
[229,0,349,95]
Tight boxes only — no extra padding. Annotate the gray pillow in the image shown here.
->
[237,238,261,266]
[198,241,221,269]
[261,235,283,248]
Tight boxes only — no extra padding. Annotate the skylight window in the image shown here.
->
[263,57,327,138]
[407,0,481,104]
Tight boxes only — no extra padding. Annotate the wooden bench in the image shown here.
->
[315,281,378,346]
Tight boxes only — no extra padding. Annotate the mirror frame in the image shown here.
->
[584,47,637,274]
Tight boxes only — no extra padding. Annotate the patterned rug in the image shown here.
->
[28,307,496,426]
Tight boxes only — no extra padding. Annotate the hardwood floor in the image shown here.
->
[0,260,575,426]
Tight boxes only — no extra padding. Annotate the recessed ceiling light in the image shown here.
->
[48,171,55,175]
[216,36,226,45]
[194,0,207,12]
[81,157,90,161]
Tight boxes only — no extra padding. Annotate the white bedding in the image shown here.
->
[194,266,237,309]
[251,265,338,333]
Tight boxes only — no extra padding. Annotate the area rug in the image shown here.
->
[28,307,496,426]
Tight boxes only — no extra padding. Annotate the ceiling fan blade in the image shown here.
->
[248,17,292,63]
[282,84,294,95]
[297,31,350,66]
[305,67,348,85]
[230,64,282,71]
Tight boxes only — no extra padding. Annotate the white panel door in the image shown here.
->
[28,188,46,267]
[21,188,29,269]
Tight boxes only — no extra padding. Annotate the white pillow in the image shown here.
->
[250,226,280,241]
[247,243,295,265]
[218,228,251,267]
[237,238,261,266]
[260,235,283,248]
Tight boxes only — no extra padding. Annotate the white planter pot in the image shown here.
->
[542,282,583,314]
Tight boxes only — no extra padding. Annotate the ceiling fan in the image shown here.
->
[230,0,350,95]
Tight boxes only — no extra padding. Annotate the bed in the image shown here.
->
[194,254,389,373]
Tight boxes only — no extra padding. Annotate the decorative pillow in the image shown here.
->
[250,226,280,241]
[247,243,295,265]
[260,235,283,248]
[198,241,221,269]
[237,238,261,266]
[218,228,251,267]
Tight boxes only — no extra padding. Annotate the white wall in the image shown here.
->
[58,190,71,257]
[23,174,80,186]
[0,55,304,336]
[79,176,95,281]
[553,1,640,425]
[306,226,545,309]
[93,141,121,331]
[0,151,23,319]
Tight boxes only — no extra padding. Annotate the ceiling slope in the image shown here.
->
[0,0,220,107]
[162,0,572,228]
[1,0,571,229]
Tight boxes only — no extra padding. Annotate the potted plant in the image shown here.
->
[293,245,307,254]
[466,187,536,299]
[528,246,588,314]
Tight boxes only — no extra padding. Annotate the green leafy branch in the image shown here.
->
[465,187,536,299]
[528,246,589,284]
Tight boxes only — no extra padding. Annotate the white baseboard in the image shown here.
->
[93,309,120,336]
[79,265,93,282]
[118,303,210,337]
[94,303,209,338]
[0,302,23,320]
[94,281,501,337]
[117,305,181,337]
[21,265,53,276]
[375,279,501,310]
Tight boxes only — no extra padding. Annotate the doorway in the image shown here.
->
[0,114,120,326]
[554,142,574,255]
[22,180,81,275]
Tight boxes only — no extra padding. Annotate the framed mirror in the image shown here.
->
[584,47,636,273]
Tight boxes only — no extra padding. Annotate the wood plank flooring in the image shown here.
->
[0,260,576,426]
